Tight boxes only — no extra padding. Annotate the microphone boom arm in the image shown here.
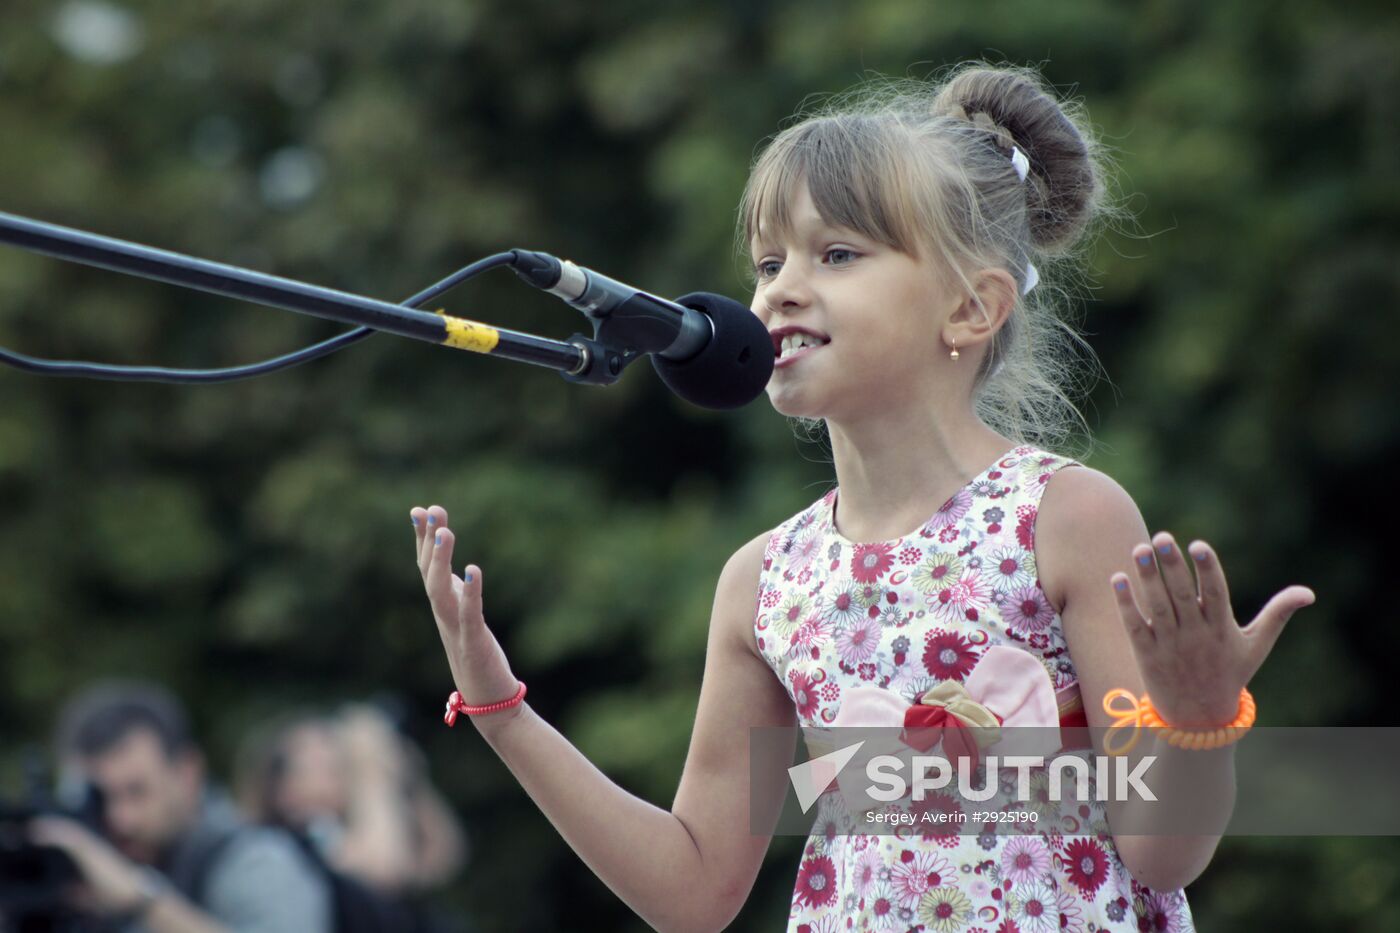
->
[0,209,631,381]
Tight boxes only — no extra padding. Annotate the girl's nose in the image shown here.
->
[764,261,813,313]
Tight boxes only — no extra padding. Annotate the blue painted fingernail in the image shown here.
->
[411,515,419,525]
[1137,554,1151,566]
[1114,580,1127,591]
[434,533,442,545]
[427,514,436,525]
[465,573,473,583]
[1157,543,1171,555]
[1193,550,1207,562]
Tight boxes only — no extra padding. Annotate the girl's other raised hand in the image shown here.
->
[411,505,523,722]
[1111,532,1315,728]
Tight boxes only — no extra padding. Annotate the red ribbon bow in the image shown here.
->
[901,705,974,757]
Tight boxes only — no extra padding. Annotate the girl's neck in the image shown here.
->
[825,409,1016,544]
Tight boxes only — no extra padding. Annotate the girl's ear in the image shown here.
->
[947,267,1017,345]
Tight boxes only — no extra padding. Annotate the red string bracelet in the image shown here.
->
[444,682,527,727]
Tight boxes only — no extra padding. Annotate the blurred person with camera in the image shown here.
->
[25,681,332,933]
[235,703,467,933]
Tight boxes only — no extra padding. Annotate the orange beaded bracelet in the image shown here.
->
[1103,686,1255,755]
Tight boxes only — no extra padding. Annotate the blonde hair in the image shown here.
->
[740,63,1121,454]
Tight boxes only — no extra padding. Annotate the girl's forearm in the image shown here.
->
[1115,740,1237,891]
[471,703,723,933]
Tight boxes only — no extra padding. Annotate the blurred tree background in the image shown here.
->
[1,0,1398,929]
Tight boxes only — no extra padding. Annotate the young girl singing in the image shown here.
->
[408,63,1314,932]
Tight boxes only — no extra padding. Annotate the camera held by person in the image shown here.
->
[9,681,333,933]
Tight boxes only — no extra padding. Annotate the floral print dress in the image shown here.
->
[754,446,1195,932]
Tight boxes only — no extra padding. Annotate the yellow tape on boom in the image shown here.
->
[437,313,500,354]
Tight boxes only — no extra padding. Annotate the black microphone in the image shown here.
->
[510,250,774,410]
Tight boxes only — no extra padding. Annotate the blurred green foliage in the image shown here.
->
[1,0,1397,929]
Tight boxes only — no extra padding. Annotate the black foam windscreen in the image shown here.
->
[651,292,774,410]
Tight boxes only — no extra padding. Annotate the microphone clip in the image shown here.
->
[511,249,696,387]
[559,331,640,386]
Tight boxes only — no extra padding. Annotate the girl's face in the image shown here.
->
[749,184,954,422]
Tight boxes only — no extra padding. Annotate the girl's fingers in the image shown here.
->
[1241,585,1316,672]
[1132,542,1178,637]
[1111,572,1155,648]
[419,505,450,575]
[410,506,429,563]
[459,563,483,627]
[424,525,458,624]
[416,506,434,571]
[1148,533,1205,628]
[1186,540,1233,627]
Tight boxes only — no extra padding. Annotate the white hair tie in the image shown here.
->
[1021,262,1039,296]
[1009,147,1037,294]
[1009,146,1031,182]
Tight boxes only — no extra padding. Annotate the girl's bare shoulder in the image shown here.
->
[1035,465,1151,613]
[717,529,777,661]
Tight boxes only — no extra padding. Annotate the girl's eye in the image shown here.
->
[825,248,859,265]
[755,259,782,279]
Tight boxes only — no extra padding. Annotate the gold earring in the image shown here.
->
[949,339,959,361]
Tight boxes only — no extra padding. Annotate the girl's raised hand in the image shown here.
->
[1111,532,1315,728]
[411,505,522,718]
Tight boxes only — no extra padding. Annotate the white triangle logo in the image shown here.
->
[788,741,865,813]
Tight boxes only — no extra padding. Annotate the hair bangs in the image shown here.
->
[742,117,919,258]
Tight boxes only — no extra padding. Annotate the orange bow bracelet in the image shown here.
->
[1102,686,1256,756]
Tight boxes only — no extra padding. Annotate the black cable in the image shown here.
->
[0,251,517,383]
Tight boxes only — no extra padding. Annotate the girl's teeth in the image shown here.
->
[779,334,823,359]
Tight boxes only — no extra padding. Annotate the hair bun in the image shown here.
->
[934,66,1102,254]
[942,103,1018,155]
